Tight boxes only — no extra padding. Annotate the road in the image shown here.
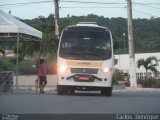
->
[0,89,160,114]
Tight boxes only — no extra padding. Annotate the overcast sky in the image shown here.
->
[0,0,160,19]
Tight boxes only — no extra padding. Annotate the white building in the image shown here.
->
[114,52,160,79]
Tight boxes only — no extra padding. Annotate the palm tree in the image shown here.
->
[137,56,159,77]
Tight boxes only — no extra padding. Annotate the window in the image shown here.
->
[59,27,112,60]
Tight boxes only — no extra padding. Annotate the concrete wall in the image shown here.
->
[13,75,57,87]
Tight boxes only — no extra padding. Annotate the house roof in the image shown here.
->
[0,9,42,39]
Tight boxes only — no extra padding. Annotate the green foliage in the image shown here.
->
[18,60,37,75]
[19,14,56,60]
[13,42,40,61]
[23,14,160,55]
[138,78,160,88]
[0,58,16,72]
[152,80,160,88]
[10,14,160,64]
[2,15,160,76]
[0,48,5,57]
[14,14,159,60]
[112,69,124,84]
[0,58,37,75]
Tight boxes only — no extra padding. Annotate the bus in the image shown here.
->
[57,22,114,96]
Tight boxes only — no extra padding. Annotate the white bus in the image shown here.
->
[57,23,114,96]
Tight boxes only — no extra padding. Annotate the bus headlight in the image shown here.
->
[102,67,110,73]
[58,65,69,73]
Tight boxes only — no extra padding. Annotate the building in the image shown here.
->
[114,52,160,79]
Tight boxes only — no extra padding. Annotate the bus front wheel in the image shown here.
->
[101,87,112,96]
[69,89,75,95]
[57,85,63,95]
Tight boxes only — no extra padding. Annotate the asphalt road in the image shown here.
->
[0,89,160,114]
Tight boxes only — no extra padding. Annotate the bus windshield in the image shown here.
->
[59,27,112,60]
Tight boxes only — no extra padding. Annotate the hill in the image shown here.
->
[22,14,160,55]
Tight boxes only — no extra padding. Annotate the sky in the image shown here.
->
[0,0,160,19]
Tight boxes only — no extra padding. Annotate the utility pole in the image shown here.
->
[126,0,137,87]
[54,0,60,41]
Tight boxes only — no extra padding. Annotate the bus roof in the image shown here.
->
[65,23,109,31]
[76,22,98,27]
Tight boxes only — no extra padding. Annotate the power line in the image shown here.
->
[1,0,160,18]
[132,1,160,5]
[61,0,160,5]
[132,2,160,18]
[60,0,126,5]
[1,0,160,6]
[60,6,125,8]
[0,1,52,7]
[133,1,160,10]
[1,1,160,7]
[133,8,159,18]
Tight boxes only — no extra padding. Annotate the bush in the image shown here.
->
[0,57,57,75]
[112,69,124,84]
[138,78,160,88]
[18,60,37,75]
[0,58,16,72]
[151,80,160,88]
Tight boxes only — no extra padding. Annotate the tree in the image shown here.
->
[13,42,40,62]
[0,48,5,57]
[114,58,118,66]
[137,56,159,77]
[22,14,160,55]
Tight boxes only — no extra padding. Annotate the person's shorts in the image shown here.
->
[39,76,47,86]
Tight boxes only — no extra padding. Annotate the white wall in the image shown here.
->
[114,52,160,78]
[13,75,57,87]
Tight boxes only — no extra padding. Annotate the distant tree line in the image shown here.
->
[1,14,160,60]
[1,14,160,76]
[22,14,160,57]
